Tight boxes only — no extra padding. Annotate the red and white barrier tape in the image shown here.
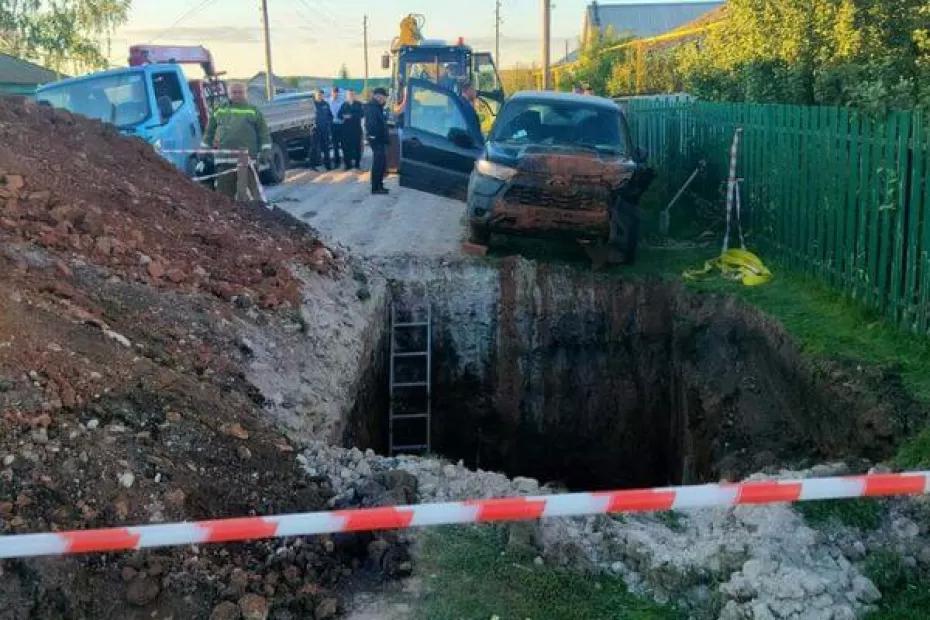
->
[160,148,248,156]
[1,472,927,559]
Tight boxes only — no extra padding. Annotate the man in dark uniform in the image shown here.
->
[364,87,390,195]
[311,89,333,170]
[338,89,364,169]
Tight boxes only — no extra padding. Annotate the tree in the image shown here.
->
[337,63,350,79]
[0,0,131,73]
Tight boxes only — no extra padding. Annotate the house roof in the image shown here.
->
[0,52,59,86]
[584,1,724,41]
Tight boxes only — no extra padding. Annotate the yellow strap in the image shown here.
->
[683,248,773,287]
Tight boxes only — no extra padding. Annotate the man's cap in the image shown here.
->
[372,87,388,97]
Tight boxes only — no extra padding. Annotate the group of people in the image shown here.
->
[309,85,391,194]
[309,86,364,170]
[203,82,392,197]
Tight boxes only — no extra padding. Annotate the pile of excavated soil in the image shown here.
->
[0,97,332,309]
[0,97,404,618]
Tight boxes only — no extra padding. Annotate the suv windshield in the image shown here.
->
[490,99,627,154]
[39,72,150,128]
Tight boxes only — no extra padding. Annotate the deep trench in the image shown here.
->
[346,258,907,491]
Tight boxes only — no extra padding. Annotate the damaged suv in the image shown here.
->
[398,84,653,263]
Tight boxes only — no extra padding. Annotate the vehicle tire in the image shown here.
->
[260,142,288,186]
[468,221,491,246]
[609,199,640,264]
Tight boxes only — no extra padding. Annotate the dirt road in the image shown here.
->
[266,163,466,259]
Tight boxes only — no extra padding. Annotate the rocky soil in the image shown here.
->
[301,441,930,619]
[0,97,400,619]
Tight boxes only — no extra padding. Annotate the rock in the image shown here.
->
[125,576,160,606]
[221,423,250,440]
[4,175,25,191]
[238,593,268,620]
[851,575,881,604]
[314,597,338,620]
[30,427,48,445]
[147,261,165,279]
[892,517,920,539]
[229,568,249,593]
[118,471,135,489]
[210,601,241,620]
[165,268,186,283]
[237,445,252,460]
[86,418,100,430]
[120,566,138,582]
[2,455,14,467]
[513,476,539,494]
[104,329,132,348]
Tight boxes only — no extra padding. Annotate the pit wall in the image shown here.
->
[383,257,914,489]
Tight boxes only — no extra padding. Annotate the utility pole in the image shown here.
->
[542,0,551,89]
[260,0,274,101]
[363,15,369,92]
[495,0,502,68]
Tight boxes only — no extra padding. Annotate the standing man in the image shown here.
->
[202,82,271,199]
[311,89,333,170]
[364,87,390,195]
[328,86,346,168]
[338,89,364,169]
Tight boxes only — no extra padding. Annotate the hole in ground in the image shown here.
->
[347,258,912,492]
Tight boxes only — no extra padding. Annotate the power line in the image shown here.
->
[147,0,218,43]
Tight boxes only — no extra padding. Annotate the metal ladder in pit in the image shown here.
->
[389,301,432,455]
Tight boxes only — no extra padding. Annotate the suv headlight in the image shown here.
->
[476,159,517,181]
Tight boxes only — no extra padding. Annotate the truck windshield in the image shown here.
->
[490,100,628,155]
[39,73,150,129]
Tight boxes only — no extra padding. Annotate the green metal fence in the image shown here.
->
[625,98,930,334]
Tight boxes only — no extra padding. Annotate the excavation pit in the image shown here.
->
[347,258,911,491]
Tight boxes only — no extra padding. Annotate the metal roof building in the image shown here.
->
[582,1,724,44]
[0,52,59,96]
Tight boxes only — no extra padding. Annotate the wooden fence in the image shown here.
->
[624,98,930,334]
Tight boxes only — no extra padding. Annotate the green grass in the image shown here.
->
[795,498,885,530]
[414,526,681,620]
[863,551,930,619]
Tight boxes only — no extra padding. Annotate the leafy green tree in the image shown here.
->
[559,27,632,95]
[0,0,130,73]
[673,0,930,110]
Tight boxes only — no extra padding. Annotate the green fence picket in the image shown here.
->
[624,97,930,335]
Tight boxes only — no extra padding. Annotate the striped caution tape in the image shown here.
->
[0,472,926,560]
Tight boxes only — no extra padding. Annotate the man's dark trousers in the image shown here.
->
[370,144,386,191]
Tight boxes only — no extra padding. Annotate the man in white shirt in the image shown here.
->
[328,86,346,169]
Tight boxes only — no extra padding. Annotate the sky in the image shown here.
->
[109,0,705,79]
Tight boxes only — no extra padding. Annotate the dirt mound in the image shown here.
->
[0,97,332,308]
[0,97,401,617]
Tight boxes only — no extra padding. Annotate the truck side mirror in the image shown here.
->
[381,53,391,70]
[157,96,174,123]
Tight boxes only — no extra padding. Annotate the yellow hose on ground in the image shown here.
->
[683,248,773,286]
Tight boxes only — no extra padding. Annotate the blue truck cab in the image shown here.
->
[36,64,203,173]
